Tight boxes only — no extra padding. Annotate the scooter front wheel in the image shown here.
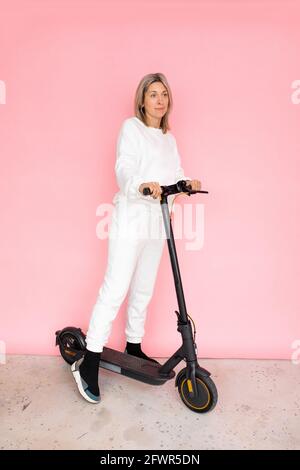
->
[177,370,218,413]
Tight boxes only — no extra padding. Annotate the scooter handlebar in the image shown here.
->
[142,179,208,196]
[142,187,155,196]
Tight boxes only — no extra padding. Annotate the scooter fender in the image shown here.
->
[55,326,86,350]
[175,365,211,387]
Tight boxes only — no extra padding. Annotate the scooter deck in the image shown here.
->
[100,346,176,385]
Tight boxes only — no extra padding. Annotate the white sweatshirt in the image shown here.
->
[112,116,191,210]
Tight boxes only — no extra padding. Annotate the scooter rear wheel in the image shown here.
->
[57,328,86,365]
[177,372,218,413]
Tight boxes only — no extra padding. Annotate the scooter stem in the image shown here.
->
[160,198,189,324]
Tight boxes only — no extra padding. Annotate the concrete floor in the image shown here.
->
[0,355,299,450]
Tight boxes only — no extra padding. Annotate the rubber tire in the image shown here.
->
[177,372,218,413]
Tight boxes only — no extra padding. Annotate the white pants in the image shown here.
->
[86,199,167,352]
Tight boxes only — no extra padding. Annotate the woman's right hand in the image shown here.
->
[138,182,162,199]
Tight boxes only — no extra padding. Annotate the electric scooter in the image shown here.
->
[55,180,218,413]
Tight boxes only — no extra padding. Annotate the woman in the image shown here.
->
[72,72,201,403]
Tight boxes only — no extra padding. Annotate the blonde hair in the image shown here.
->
[134,73,173,134]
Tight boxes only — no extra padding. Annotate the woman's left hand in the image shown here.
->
[185,179,201,191]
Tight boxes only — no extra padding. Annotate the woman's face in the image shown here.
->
[143,81,169,122]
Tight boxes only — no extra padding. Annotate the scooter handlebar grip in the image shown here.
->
[142,187,152,195]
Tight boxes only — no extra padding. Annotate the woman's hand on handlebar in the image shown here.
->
[138,182,162,199]
[185,179,202,191]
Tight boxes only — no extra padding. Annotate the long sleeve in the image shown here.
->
[174,139,191,183]
[115,122,145,200]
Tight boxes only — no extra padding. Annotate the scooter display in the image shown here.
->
[55,180,218,413]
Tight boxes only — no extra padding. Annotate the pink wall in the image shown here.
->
[0,0,299,359]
